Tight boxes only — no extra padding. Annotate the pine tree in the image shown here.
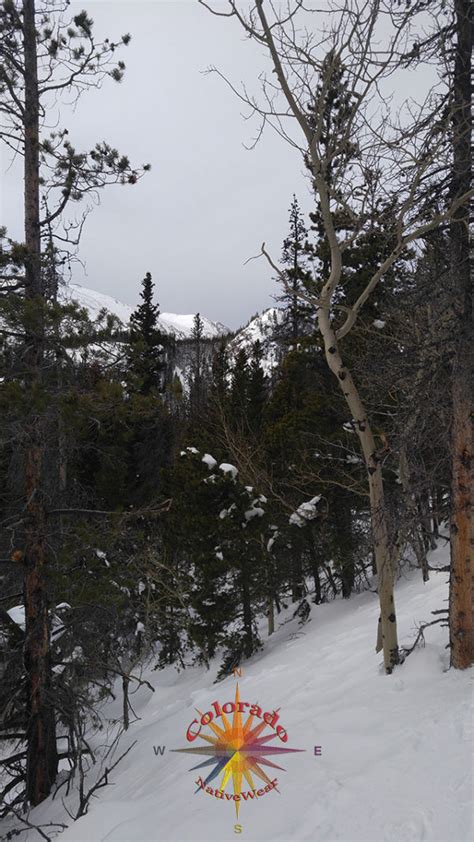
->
[0,0,148,804]
[128,272,165,395]
[277,196,313,343]
[189,312,205,415]
[247,340,267,432]
[229,348,250,430]
[448,0,473,668]
[210,340,230,405]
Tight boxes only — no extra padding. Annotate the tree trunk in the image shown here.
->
[22,0,58,804]
[335,494,355,598]
[449,0,473,670]
[122,676,130,731]
[291,550,304,602]
[399,448,429,582]
[241,565,253,658]
[318,306,399,672]
[308,529,323,603]
[267,594,275,636]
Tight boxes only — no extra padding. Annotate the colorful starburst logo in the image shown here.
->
[172,684,304,824]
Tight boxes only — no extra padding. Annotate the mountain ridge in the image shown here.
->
[61,283,231,341]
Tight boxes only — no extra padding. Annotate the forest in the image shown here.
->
[0,1,472,840]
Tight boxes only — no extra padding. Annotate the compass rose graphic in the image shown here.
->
[172,684,303,820]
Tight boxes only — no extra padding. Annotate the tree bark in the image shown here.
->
[318,306,399,672]
[399,448,429,583]
[22,0,58,804]
[449,0,473,670]
[241,563,253,658]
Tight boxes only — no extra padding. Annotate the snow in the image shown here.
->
[289,495,322,527]
[60,284,230,339]
[95,549,110,567]
[373,319,386,329]
[202,453,218,470]
[229,308,285,375]
[7,604,70,637]
[6,605,25,631]
[219,462,238,479]
[2,542,472,842]
[244,506,265,521]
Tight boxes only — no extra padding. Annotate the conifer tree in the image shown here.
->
[0,0,148,804]
[210,339,230,405]
[277,196,313,343]
[189,312,205,415]
[229,348,250,429]
[247,340,267,432]
[128,272,165,395]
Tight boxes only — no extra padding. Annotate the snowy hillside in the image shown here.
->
[60,283,230,340]
[229,307,285,374]
[4,541,472,842]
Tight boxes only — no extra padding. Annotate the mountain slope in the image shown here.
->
[228,307,285,373]
[5,541,472,842]
[61,283,230,340]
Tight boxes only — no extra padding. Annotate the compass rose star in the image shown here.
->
[172,684,304,819]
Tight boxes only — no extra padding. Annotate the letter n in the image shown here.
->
[233,667,242,678]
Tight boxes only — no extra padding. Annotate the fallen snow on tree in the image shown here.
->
[202,453,217,470]
[218,462,238,479]
[244,505,265,522]
[289,495,322,527]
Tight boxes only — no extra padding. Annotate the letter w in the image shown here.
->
[241,791,255,800]
[153,746,166,756]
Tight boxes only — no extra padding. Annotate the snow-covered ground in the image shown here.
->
[2,541,472,842]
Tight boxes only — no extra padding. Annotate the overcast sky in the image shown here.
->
[1,1,437,329]
[2,0,318,329]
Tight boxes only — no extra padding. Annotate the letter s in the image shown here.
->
[234,825,243,834]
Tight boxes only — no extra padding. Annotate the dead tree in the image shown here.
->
[200,0,473,673]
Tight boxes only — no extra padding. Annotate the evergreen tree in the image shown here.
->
[127,272,166,395]
[277,196,313,343]
[0,0,148,805]
[189,312,205,415]
[229,348,250,430]
[210,339,230,405]
[247,340,267,433]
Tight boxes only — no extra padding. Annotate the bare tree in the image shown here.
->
[199,0,473,673]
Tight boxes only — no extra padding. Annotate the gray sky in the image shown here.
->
[1,1,437,329]
[2,0,315,329]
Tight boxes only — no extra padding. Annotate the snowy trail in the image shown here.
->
[3,544,472,842]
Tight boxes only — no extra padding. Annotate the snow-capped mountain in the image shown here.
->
[229,306,285,374]
[60,283,230,340]
[59,284,291,378]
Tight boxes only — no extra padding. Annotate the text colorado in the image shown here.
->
[186,700,288,743]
